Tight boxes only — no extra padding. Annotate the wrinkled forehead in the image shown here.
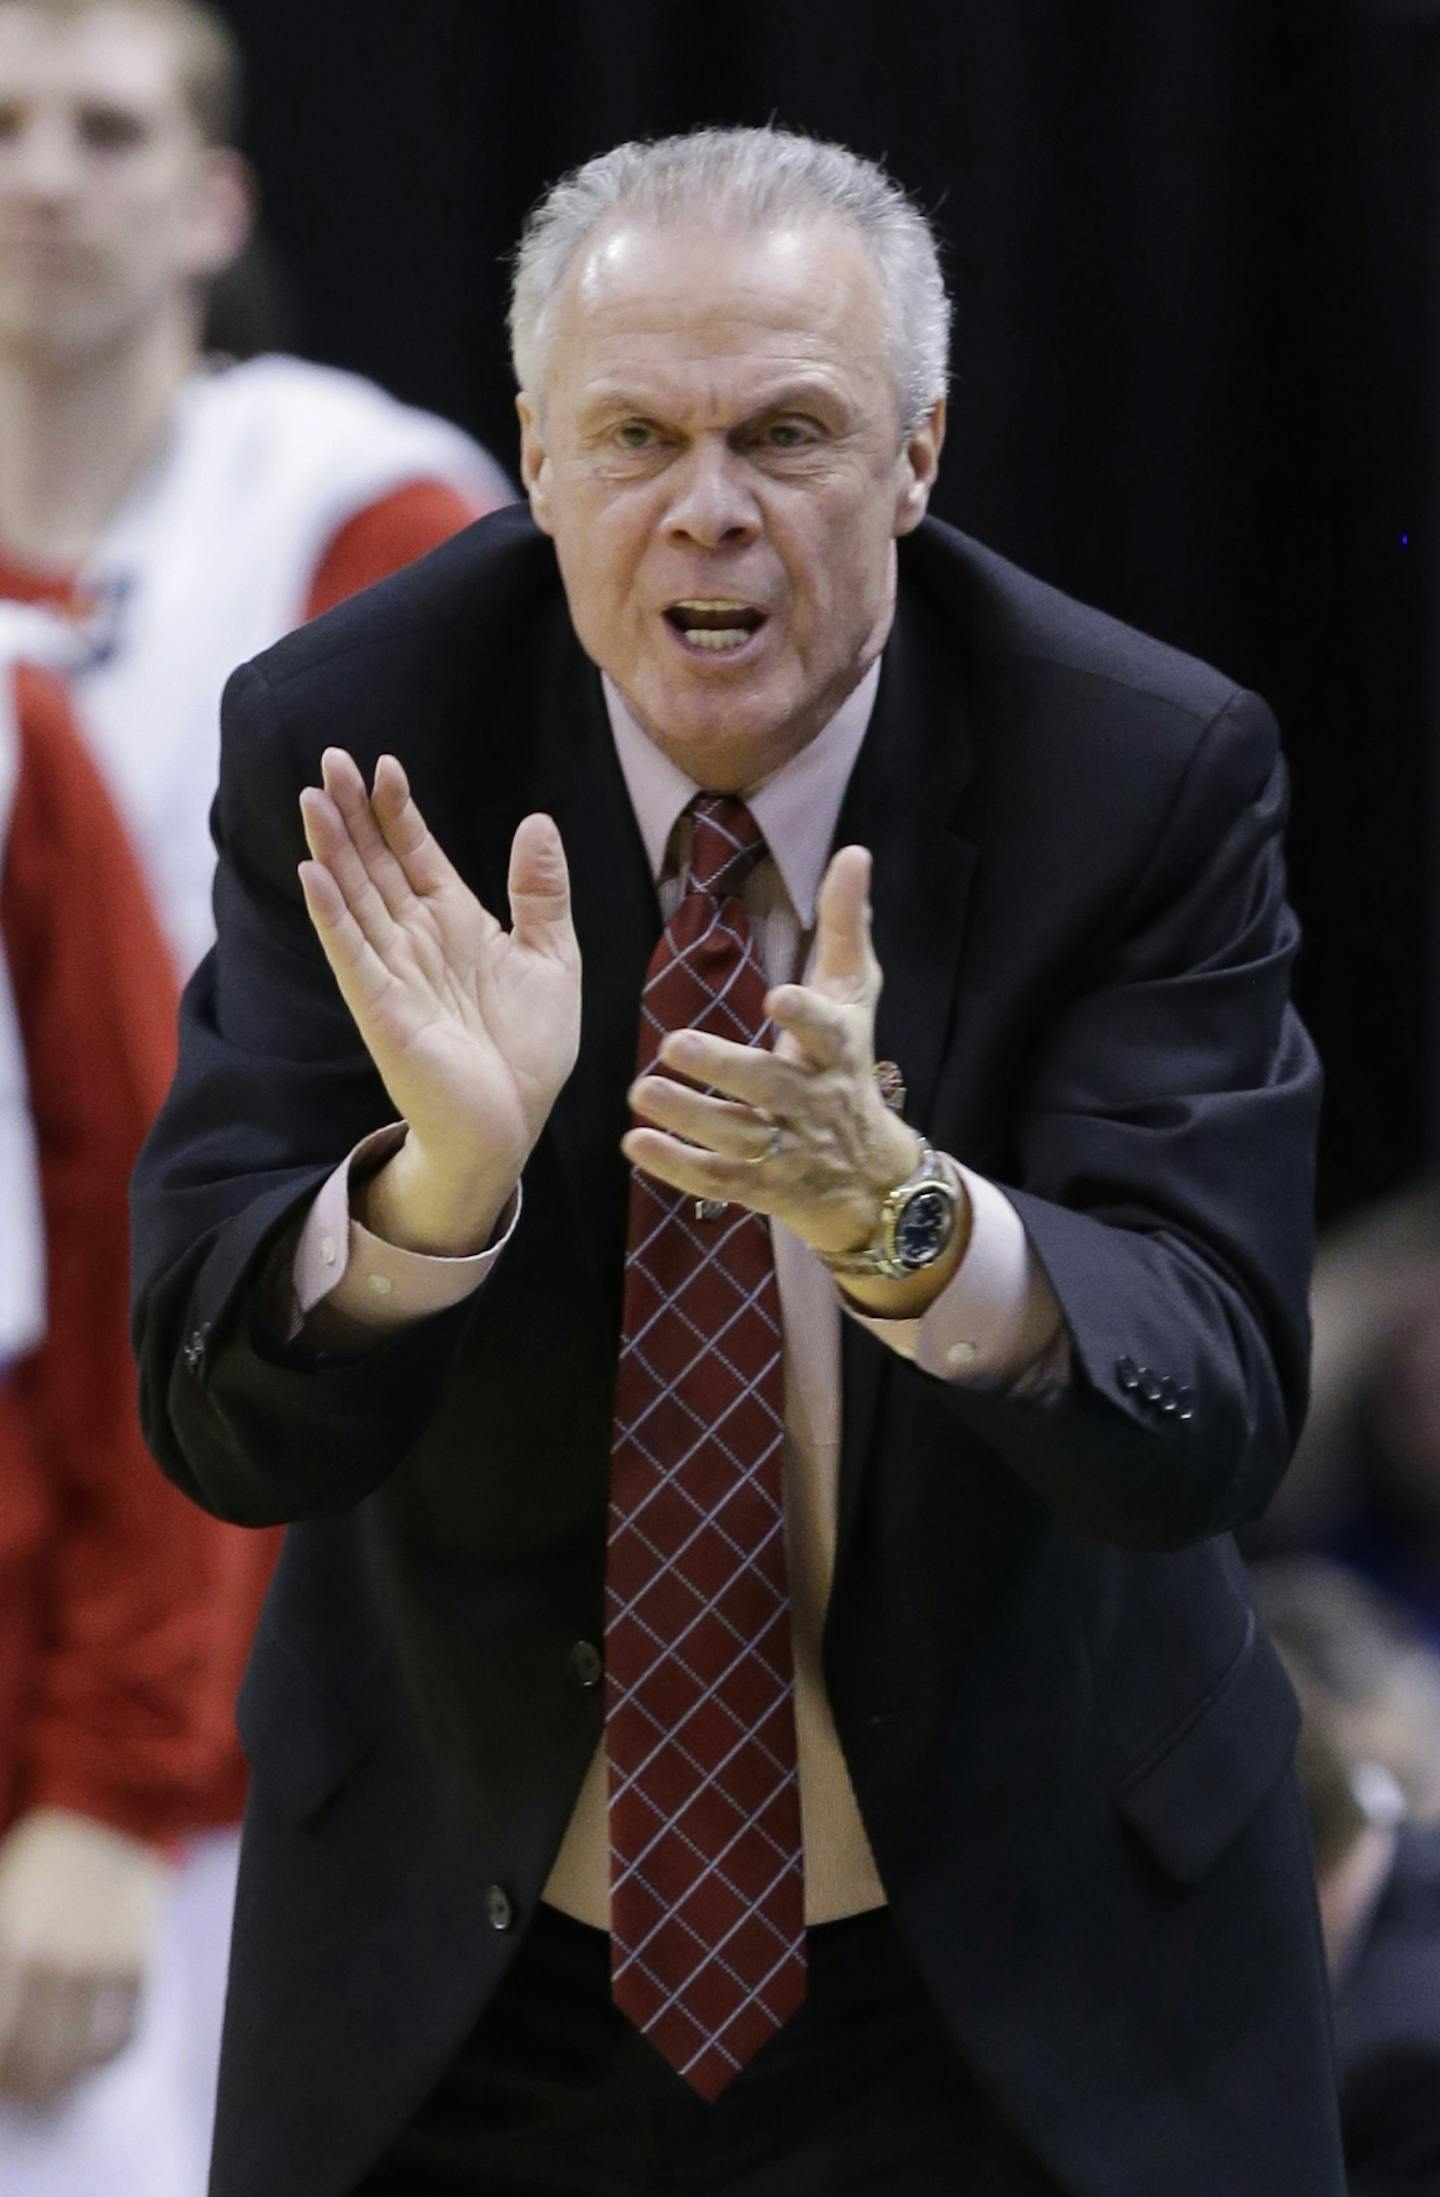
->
[541,213,899,408]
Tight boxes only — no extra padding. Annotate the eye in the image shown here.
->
[78,106,148,152]
[0,105,21,143]
[614,421,658,450]
[759,418,820,451]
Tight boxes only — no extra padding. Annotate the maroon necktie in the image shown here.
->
[605,794,805,2101]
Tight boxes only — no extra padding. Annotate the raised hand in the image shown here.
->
[623,844,946,1275]
[299,748,580,1253]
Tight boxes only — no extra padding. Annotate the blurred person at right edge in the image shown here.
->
[1248,1177,1440,1649]
[0,616,238,2193]
[1253,1558,1440,2197]
[0,0,513,2175]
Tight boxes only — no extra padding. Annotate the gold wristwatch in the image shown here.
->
[819,1139,961,1283]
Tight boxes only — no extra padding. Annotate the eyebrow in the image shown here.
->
[577,378,851,430]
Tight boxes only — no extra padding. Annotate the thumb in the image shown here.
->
[508,813,575,957]
[811,845,877,996]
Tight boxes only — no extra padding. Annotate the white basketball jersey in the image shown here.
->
[59,355,511,973]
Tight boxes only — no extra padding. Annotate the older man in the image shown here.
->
[133,129,1344,2196]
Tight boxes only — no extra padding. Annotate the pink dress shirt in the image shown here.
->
[283,658,1069,1925]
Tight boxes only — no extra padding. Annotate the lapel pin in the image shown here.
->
[873,1061,907,1115]
[695,1198,728,1221]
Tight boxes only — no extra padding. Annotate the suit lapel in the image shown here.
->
[834,586,981,1551]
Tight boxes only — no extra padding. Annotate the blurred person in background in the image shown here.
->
[1247,1178,1440,1648]
[0,620,241,2193]
[0,0,513,973]
[0,0,513,2177]
[1253,1557,1440,2196]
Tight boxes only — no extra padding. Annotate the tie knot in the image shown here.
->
[685,795,766,900]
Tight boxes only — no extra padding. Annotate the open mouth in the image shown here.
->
[664,599,768,654]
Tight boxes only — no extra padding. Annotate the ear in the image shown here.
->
[185,148,254,284]
[516,392,555,535]
[893,396,946,538]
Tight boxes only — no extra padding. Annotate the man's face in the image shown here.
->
[518,217,943,790]
[0,5,243,366]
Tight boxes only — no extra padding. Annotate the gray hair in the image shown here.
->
[508,127,949,433]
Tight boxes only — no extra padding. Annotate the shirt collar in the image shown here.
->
[601,659,881,928]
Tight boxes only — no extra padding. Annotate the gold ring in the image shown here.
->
[745,1121,786,1166]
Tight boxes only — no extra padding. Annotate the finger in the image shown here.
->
[319,748,419,923]
[34,1971,95,2093]
[810,845,879,998]
[629,1076,776,1159]
[4,1967,73,2099]
[507,814,576,961]
[0,1948,22,2070]
[622,1126,778,1210]
[763,984,853,1070]
[656,1028,813,1112]
[370,756,490,924]
[0,1978,39,2097]
[72,1975,139,2073]
[299,785,400,955]
[298,860,398,1026]
[32,1970,138,2092]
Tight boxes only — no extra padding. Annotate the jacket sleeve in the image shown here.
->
[134,659,1320,1554]
[2,669,249,1840]
[131,658,488,1526]
[887,687,1321,1549]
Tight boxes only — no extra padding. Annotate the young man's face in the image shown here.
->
[0,4,243,368]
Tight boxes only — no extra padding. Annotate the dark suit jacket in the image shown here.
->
[131,508,1345,2197]
[1336,1826,1440,2195]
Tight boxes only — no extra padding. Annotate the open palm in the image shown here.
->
[299,749,580,1199]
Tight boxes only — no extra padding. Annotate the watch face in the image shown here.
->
[895,1185,953,1269]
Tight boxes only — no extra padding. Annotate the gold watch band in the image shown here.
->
[818,1140,960,1282]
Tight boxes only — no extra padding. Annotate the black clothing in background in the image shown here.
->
[216,0,1439,1218]
[1336,1826,1440,2197]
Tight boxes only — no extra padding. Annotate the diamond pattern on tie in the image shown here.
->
[606,795,805,2102]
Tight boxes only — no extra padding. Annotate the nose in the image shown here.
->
[660,439,761,551]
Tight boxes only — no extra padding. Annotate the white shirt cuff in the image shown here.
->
[287,1124,519,1346]
[850,1162,1071,1389]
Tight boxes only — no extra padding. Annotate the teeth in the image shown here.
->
[674,599,752,614]
[682,628,751,650]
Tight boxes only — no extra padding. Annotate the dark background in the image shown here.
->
[217,0,1438,1225]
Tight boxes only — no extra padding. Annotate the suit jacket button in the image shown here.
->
[183,1324,210,1373]
[1115,1354,1141,1392]
[485,1884,515,1932]
[1139,1370,1164,1405]
[569,1640,603,1690]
